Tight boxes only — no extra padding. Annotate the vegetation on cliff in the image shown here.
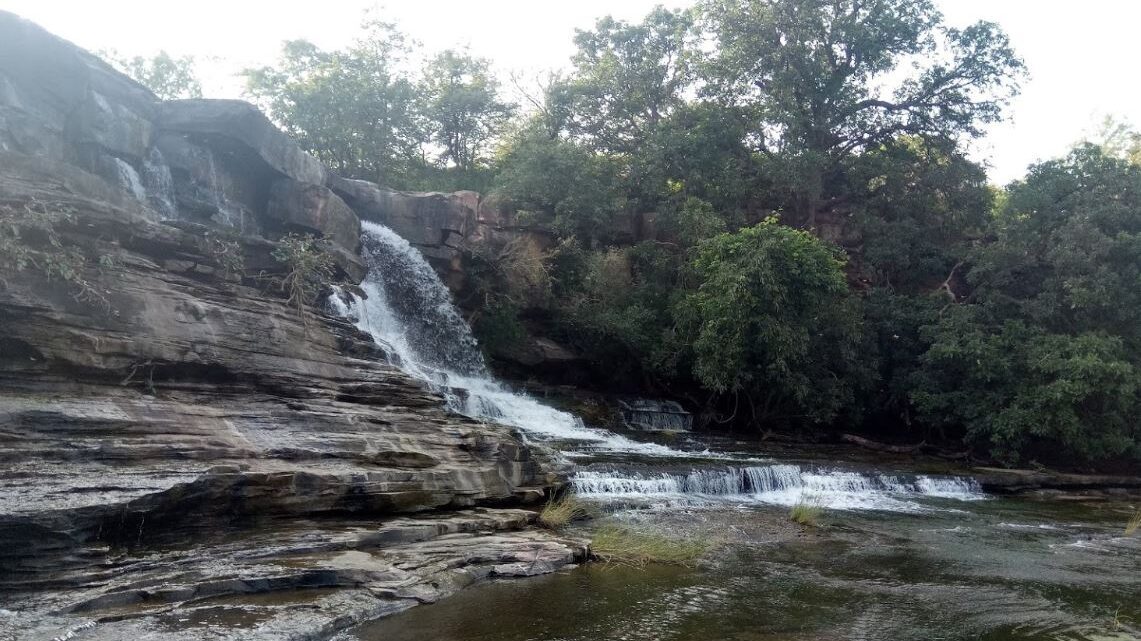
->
[116,1,1141,469]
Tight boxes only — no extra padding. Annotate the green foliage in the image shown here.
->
[494,123,626,242]
[701,0,1024,224]
[913,147,1141,464]
[270,233,335,319]
[1088,116,1141,165]
[849,138,991,291]
[677,220,863,423]
[790,502,823,526]
[0,200,114,314]
[244,21,423,187]
[421,50,514,172]
[104,50,203,100]
[555,7,697,156]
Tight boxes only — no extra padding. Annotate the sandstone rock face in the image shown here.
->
[159,99,328,186]
[0,12,571,640]
[0,10,353,258]
[268,178,361,252]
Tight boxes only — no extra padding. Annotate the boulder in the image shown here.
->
[159,99,327,186]
[267,177,361,252]
[330,175,475,249]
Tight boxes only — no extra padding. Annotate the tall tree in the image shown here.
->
[676,219,865,425]
[243,20,423,187]
[420,50,514,172]
[912,146,1141,465]
[702,0,1024,227]
[555,7,698,156]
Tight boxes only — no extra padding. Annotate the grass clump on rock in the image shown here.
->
[539,494,591,530]
[1127,509,1141,536]
[590,525,709,568]
[790,502,823,527]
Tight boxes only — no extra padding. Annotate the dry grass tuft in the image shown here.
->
[590,525,709,568]
[1126,509,1141,536]
[790,501,823,527]
[539,494,591,530]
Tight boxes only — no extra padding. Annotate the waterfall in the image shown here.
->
[100,156,147,203]
[335,220,989,513]
[336,221,681,457]
[141,147,177,219]
[571,465,985,512]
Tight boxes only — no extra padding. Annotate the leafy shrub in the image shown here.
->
[0,200,114,314]
[270,233,334,319]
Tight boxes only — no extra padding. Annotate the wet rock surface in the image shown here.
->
[0,11,572,640]
[3,509,586,641]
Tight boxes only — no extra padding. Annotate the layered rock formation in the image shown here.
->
[0,11,580,641]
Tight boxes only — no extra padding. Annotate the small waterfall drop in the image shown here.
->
[338,222,680,457]
[100,156,147,203]
[572,465,984,511]
[141,147,177,219]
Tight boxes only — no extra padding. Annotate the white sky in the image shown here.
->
[1,0,1138,184]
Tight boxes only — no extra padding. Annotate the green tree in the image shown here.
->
[494,121,626,242]
[702,0,1024,227]
[421,50,514,173]
[104,50,202,100]
[676,219,865,425]
[555,7,698,156]
[243,20,424,187]
[913,146,1141,464]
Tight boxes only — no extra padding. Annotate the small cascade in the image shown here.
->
[336,221,683,458]
[571,465,984,511]
[141,147,177,219]
[203,151,246,231]
[620,399,693,432]
[101,156,147,203]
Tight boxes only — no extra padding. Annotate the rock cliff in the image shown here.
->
[0,11,581,641]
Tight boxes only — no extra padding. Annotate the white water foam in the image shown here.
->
[334,221,685,458]
[571,465,985,512]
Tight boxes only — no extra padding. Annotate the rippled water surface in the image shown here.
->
[349,496,1140,641]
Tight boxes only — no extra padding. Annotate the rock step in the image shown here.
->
[3,509,586,641]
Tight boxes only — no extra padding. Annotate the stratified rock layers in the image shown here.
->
[0,10,577,640]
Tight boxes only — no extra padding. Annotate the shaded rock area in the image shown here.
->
[0,11,576,641]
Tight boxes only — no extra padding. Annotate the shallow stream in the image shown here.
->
[348,491,1140,641]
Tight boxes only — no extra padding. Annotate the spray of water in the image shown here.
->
[335,222,680,457]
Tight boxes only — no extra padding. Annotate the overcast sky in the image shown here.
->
[2,0,1138,184]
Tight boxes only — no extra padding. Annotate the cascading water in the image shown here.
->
[334,222,680,457]
[336,220,987,512]
[141,147,177,219]
[572,464,984,511]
